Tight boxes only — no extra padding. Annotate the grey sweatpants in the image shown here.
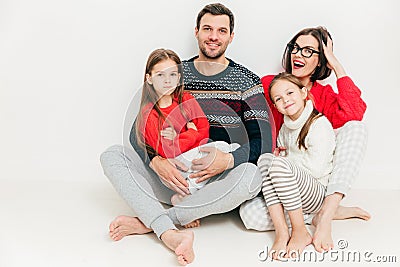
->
[100,145,261,238]
[239,121,368,231]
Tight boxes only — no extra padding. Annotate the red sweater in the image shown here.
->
[261,75,366,148]
[141,92,209,158]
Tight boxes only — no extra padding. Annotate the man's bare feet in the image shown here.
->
[171,194,201,229]
[161,229,195,266]
[109,215,152,241]
[286,227,312,258]
[269,231,290,260]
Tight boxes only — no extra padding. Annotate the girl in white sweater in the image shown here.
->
[258,72,336,260]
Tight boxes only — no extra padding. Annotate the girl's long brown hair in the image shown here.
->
[269,72,322,150]
[135,48,187,157]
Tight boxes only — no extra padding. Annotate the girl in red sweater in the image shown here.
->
[135,49,235,226]
[240,27,370,253]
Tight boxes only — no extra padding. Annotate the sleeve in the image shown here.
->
[314,76,367,129]
[180,93,209,144]
[142,111,169,158]
[162,95,208,157]
[231,84,273,167]
[303,118,336,178]
[277,128,285,148]
[129,118,153,164]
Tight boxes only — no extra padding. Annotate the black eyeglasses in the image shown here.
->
[287,43,320,58]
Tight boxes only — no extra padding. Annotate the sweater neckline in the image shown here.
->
[284,100,314,130]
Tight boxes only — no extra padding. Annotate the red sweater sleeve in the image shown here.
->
[261,74,283,149]
[176,93,209,148]
[142,111,168,158]
[311,76,367,129]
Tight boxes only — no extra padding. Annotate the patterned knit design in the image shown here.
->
[183,58,270,127]
[182,57,273,166]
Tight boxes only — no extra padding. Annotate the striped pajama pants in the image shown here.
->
[239,121,368,231]
[260,154,326,213]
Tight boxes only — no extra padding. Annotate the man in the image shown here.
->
[100,3,272,266]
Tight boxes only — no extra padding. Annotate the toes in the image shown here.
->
[313,241,324,252]
[110,227,124,241]
[177,255,188,266]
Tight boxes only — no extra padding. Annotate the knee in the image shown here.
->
[257,153,274,167]
[337,121,368,146]
[341,121,368,136]
[239,197,272,231]
[100,145,125,168]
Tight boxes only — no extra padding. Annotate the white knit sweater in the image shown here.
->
[277,100,336,187]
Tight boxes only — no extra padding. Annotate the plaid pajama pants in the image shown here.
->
[239,121,368,231]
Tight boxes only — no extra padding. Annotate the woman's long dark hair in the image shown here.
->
[282,26,333,83]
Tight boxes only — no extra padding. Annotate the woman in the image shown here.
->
[240,26,371,252]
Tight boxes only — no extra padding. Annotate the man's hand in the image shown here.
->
[150,156,190,195]
[189,146,234,183]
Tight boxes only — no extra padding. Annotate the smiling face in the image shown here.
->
[270,79,308,121]
[146,59,180,98]
[195,13,234,61]
[290,34,320,85]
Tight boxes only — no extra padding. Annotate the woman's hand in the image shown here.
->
[160,127,177,140]
[322,37,346,79]
[274,146,287,157]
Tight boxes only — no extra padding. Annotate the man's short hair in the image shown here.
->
[196,3,234,34]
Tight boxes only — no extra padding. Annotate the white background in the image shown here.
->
[1,0,399,190]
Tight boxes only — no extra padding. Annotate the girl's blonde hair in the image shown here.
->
[269,72,322,150]
[135,48,187,156]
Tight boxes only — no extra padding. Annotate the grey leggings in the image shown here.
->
[239,121,368,231]
[100,145,261,238]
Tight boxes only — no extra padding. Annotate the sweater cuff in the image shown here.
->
[231,149,248,168]
[336,76,354,88]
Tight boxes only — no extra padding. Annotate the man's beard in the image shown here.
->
[199,43,226,60]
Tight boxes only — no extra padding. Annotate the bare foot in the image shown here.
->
[311,213,333,252]
[109,215,152,241]
[171,194,201,229]
[311,206,371,252]
[161,229,195,266]
[333,206,371,221]
[286,227,312,258]
[269,232,290,260]
[183,219,200,228]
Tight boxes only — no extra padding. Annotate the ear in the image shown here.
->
[301,86,308,99]
[146,73,152,85]
[195,27,199,39]
[229,31,234,44]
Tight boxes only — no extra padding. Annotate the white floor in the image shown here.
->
[1,178,399,267]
